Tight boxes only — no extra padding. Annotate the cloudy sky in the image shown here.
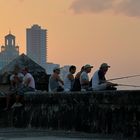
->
[0,0,140,88]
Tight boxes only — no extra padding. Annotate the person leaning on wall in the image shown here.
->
[91,63,118,91]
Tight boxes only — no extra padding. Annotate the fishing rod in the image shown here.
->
[108,74,140,81]
[117,84,140,88]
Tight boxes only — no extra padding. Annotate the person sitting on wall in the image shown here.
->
[72,66,84,91]
[10,68,24,91]
[92,63,118,91]
[80,64,93,91]
[49,67,64,92]
[4,65,24,110]
[11,67,36,108]
[64,65,76,92]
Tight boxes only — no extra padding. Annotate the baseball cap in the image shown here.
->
[53,67,60,71]
[100,63,110,68]
[84,64,93,69]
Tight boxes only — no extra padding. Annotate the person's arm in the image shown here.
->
[68,73,74,81]
[81,74,89,85]
[81,79,89,85]
[56,75,64,85]
[75,72,80,79]
[24,77,31,87]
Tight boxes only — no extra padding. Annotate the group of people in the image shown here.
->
[48,63,118,92]
[4,63,117,110]
[4,66,35,110]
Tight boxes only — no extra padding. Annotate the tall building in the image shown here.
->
[0,32,19,69]
[26,24,47,68]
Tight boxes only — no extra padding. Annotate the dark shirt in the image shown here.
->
[98,70,106,84]
[72,78,81,91]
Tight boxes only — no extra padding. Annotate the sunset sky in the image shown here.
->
[0,0,140,88]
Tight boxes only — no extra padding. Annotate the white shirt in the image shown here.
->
[23,73,35,89]
[10,73,24,81]
[80,71,89,90]
[92,70,107,90]
[64,72,72,92]
[10,72,24,88]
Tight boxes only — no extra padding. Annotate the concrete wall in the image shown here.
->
[0,90,140,138]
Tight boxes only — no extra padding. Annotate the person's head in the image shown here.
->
[69,65,76,74]
[13,70,18,75]
[80,66,85,72]
[84,64,93,73]
[13,65,20,75]
[22,67,29,75]
[100,63,110,73]
[53,67,60,74]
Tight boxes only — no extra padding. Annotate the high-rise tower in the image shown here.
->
[26,24,47,67]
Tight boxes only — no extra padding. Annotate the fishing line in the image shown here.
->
[108,74,140,81]
[117,84,140,88]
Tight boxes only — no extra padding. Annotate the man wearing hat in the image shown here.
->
[80,64,93,91]
[91,63,118,91]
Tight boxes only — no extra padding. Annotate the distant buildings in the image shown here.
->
[26,24,47,68]
[60,65,70,80]
[26,24,60,74]
[0,32,19,69]
[45,63,60,75]
[0,24,60,74]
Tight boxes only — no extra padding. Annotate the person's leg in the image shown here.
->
[4,91,15,110]
[11,87,25,108]
[4,94,11,110]
[15,95,20,103]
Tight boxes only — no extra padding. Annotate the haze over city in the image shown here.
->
[0,0,140,88]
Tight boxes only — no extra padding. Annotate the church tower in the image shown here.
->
[0,32,19,69]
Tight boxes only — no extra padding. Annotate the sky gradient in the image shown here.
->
[0,0,140,88]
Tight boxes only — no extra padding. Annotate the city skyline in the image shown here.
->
[0,0,140,89]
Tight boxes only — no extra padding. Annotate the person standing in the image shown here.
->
[80,64,93,91]
[64,65,76,92]
[92,63,118,91]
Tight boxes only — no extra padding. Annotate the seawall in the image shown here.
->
[0,90,140,138]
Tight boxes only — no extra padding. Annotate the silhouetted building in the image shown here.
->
[26,24,47,68]
[45,62,60,74]
[0,53,48,91]
[0,32,19,69]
